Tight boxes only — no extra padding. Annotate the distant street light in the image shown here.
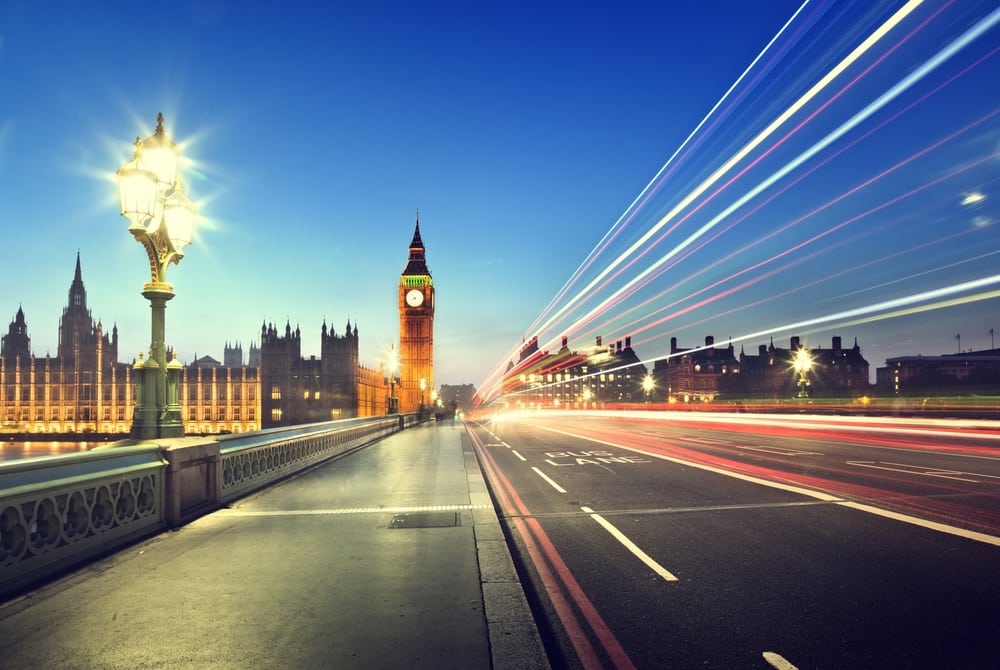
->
[793,348,813,399]
[642,373,654,403]
[117,113,196,439]
[385,346,400,414]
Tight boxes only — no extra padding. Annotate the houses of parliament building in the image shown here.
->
[1,222,434,437]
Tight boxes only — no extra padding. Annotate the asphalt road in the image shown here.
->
[468,411,1000,669]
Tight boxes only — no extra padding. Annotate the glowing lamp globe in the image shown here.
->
[163,179,196,253]
[117,150,158,230]
[142,113,179,187]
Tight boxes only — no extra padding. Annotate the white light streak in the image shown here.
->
[531,0,927,341]
[525,0,816,338]
[555,7,1000,349]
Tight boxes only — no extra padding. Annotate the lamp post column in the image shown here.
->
[132,287,182,438]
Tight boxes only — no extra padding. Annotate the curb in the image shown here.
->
[463,435,551,670]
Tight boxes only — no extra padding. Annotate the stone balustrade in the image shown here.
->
[1,414,411,599]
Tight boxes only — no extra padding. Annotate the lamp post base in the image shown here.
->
[130,286,185,440]
[131,413,184,440]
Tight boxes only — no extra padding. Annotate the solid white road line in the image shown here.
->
[532,466,567,493]
[581,506,678,581]
[847,459,982,483]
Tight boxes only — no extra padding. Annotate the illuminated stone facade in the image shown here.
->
[0,255,263,435]
[2,255,392,437]
[1,255,133,434]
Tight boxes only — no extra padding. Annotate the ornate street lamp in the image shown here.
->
[117,113,196,439]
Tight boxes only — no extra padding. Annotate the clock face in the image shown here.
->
[406,289,424,307]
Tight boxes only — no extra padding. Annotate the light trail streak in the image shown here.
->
[523,1,817,341]
[564,128,998,361]
[626,219,984,352]
[518,413,1000,543]
[548,14,998,355]
[828,245,1000,302]
[710,274,1000,355]
[528,0,928,344]
[478,3,1000,404]
[622,148,999,344]
[579,0,953,314]
[642,51,1000,311]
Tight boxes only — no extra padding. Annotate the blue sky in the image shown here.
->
[1,1,998,394]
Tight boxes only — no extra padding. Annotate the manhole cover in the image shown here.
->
[388,512,460,528]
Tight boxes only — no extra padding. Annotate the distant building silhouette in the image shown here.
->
[496,333,871,407]
[653,336,740,402]
[724,336,869,398]
[502,334,649,407]
[438,383,476,411]
[258,318,386,427]
[877,348,1000,394]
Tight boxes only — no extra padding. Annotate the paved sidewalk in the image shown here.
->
[0,422,548,670]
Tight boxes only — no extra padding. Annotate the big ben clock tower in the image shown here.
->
[399,212,434,414]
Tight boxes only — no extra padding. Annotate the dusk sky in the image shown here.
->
[1,1,997,396]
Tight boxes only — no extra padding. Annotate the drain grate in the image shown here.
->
[388,512,460,528]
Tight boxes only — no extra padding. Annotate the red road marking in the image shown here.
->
[468,426,636,669]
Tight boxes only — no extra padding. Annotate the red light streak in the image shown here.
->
[516,411,1000,538]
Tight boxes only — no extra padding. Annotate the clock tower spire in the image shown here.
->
[399,211,434,414]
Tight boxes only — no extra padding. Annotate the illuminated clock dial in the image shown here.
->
[406,289,424,307]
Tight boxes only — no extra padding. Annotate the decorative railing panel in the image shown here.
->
[219,416,402,502]
[1,445,166,598]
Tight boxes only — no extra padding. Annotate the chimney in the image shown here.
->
[832,336,842,351]
[596,336,602,347]
[561,335,568,349]
[625,336,632,349]
[790,336,800,350]
[670,337,678,354]
[616,340,622,353]
[705,335,714,347]
[759,344,767,356]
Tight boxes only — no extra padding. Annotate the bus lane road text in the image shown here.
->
[544,450,651,466]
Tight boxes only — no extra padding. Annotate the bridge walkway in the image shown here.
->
[0,421,547,670]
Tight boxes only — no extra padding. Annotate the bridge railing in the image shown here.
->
[217,415,405,505]
[1,414,414,599]
[0,444,166,600]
